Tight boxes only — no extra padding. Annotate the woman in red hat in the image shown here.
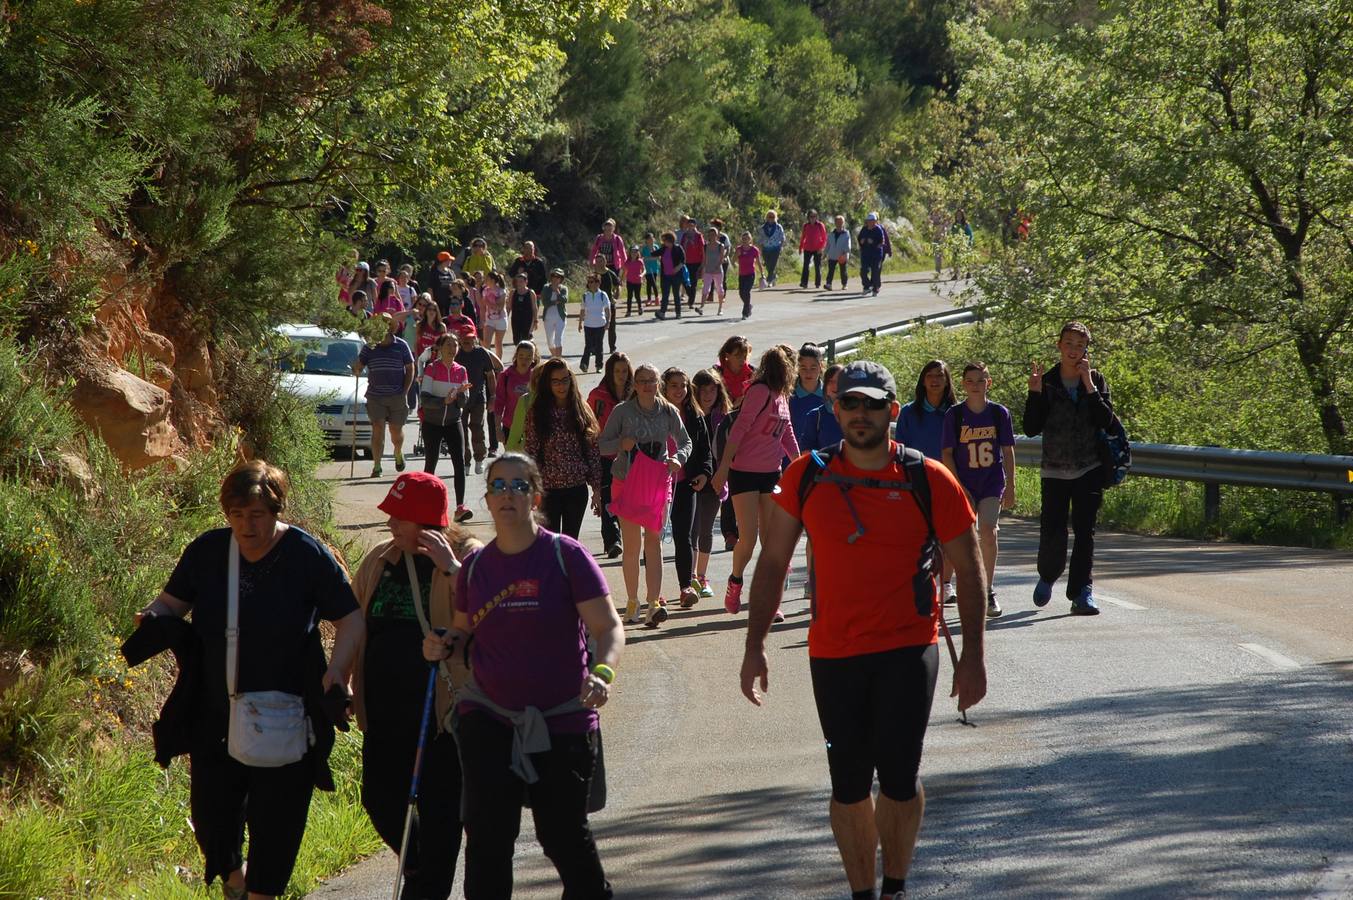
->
[351,471,480,900]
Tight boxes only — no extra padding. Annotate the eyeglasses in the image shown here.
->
[838,395,891,412]
[549,376,572,386]
[635,378,658,386]
[486,477,533,496]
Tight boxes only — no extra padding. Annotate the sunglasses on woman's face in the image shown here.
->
[486,478,533,496]
[837,395,890,412]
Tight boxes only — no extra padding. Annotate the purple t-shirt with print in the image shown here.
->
[455,529,609,733]
[941,401,1015,500]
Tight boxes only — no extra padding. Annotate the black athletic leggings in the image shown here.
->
[694,490,720,555]
[809,644,938,805]
[671,480,697,587]
[422,419,466,505]
[625,282,642,315]
[544,484,589,539]
[644,271,658,301]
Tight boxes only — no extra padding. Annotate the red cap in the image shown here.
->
[378,471,449,526]
[436,251,454,262]
[454,322,477,338]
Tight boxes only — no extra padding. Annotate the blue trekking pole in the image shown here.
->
[393,627,446,900]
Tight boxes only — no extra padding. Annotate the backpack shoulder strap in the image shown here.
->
[553,533,568,579]
[899,446,937,539]
[798,444,839,511]
[951,403,963,450]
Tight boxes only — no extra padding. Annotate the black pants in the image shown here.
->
[737,273,755,317]
[362,731,464,900]
[800,250,822,288]
[826,257,849,288]
[488,411,500,453]
[544,484,590,539]
[644,271,658,301]
[861,255,883,293]
[189,742,314,895]
[458,712,612,899]
[625,282,642,315]
[763,247,781,283]
[694,490,720,554]
[606,293,618,353]
[684,262,701,308]
[422,419,467,506]
[599,464,620,551]
[582,326,607,371]
[511,317,533,346]
[1038,468,1104,599]
[659,274,683,318]
[671,480,697,587]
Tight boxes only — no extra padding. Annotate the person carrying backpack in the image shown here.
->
[1023,321,1115,615]
[739,360,987,900]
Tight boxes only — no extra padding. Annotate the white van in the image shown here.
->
[276,324,372,457]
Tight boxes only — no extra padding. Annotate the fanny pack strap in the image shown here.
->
[226,537,240,699]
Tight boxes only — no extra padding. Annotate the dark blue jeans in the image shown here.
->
[660,273,683,318]
[861,255,884,293]
[1037,468,1104,599]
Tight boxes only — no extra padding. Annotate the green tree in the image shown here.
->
[952,0,1353,456]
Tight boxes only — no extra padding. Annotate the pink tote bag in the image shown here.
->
[609,447,672,531]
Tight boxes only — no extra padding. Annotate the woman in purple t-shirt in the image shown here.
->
[423,453,623,899]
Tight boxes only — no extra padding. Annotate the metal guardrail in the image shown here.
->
[821,309,1353,520]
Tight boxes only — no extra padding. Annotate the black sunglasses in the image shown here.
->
[838,395,891,412]
[486,477,533,496]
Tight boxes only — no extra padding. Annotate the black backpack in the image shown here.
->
[796,442,941,619]
[1098,412,1131,488]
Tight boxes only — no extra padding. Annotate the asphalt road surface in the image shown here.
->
[310,276,1353,899]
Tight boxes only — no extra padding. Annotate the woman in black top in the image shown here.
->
[134,461,364,900]
[508,271,538,345]
[663,367,714,608]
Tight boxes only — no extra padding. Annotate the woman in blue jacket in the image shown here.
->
[802,364,845,452]
[895,359,957,460]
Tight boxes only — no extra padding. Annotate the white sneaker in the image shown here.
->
[624,600,643,624]
[943,582,958,606]
[474,459,483,474]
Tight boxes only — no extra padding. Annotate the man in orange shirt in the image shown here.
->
[740,360,988,900]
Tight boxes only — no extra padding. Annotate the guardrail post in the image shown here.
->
[1204,482,1221,524]
[825,339,836,365]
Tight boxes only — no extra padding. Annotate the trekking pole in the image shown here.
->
[392,627,446,900]
[937,613,973,726]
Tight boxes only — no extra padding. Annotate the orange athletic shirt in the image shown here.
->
[774,442,975,658]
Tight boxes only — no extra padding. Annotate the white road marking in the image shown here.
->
[1097,595,1146,610]
[1312,852,1353,897]
[1237,642,1301,670]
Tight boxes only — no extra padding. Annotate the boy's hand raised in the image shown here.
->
[1028,362,1045,392]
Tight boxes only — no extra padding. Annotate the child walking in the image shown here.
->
[941,361,1015,618]
[734,232,763,319]
[578,273,611,373]
[701,226,728,313]
[623,248,646,316]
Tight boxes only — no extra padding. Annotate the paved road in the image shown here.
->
[311,276,1353,899]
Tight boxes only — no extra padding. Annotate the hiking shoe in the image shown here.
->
[474,459,484,474]
[370,463,382,478]
[679,585,699,608]
[772,608,785,624]
[698,577,713,598]
[943,582,958,606]
[644,599,669,628]
[624,599,642,624]
[987,591,1003,618]
[1033,579,1053,607]
[606,543,622,559]
[1070,586,1100,616]
[454,505,473,523]
[724,578,743,615]
[394,452,406,472]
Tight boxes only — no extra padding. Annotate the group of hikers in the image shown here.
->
[127,204,1115,900]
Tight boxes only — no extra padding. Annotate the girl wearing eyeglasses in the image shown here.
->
[523,359,602,539]
[711,346,800,619]
[597,363,692,626]
[423,453,623,899]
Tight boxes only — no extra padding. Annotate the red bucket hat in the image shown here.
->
[377,471,449,527]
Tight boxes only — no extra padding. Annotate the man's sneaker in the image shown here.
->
[1032,579,1053,607]
[724,578,743,615]
[772,608,785,624]
[454,505,473,523]
[370,463,382,478]
[474,459,484,474]
[679,586,699,609]
[644,599,669,628]
[698,576,713,598]
[394,452,406,472]
[987,591,1003,618]
[624,599,642,624]
[1070,586,1100,616]
[943,582,958,606]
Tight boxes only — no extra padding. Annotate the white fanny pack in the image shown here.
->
[226,536,312,768]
